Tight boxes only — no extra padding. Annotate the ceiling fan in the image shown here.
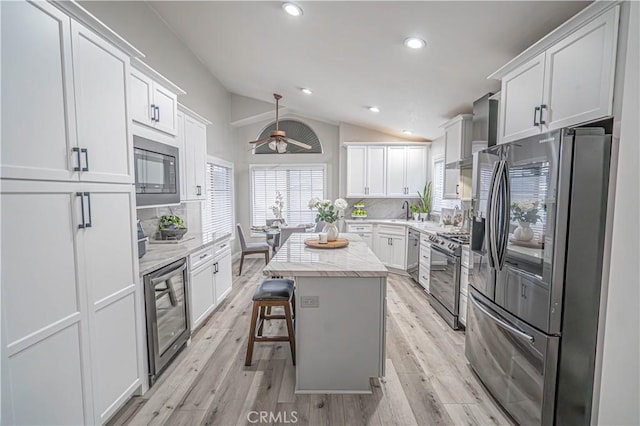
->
[248,93,312,153]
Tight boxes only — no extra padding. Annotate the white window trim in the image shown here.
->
[207,155,235,242]
[249,163,328,237]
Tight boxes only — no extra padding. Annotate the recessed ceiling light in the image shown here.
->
[368,106,380,113]
[404,37,426,49]
[282,2,303,17]
[301,88,313,95]
[402,130,413,135]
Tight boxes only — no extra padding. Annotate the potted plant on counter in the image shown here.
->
[308,197,348,241]
[417,182,432,221]
[410,204,420,221]
[159,215,188,240]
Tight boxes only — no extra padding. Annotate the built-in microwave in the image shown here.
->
[134,135,180,207]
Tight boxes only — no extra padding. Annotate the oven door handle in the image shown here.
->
[469,292,534,344]
[430,244,455,258]
[151,263,187,285]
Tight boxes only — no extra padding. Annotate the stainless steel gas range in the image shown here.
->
[427,231,470,330]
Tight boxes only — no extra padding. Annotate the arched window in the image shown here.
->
[253,119,322,154]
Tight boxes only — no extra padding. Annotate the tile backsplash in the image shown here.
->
[137,203,202,240]
[345,197,468,221]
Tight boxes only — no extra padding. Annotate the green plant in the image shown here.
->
[159,215,185,229]
[308,198,348,224]
[410,204,419,214]
[511,200,541,224]
[417,182,432,214]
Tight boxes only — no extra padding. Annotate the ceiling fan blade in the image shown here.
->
[248,140,271,151]
[248,136,272,144]
[285,137,312,149]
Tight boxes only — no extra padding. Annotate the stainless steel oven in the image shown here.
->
[428,241,461,329]
[134,135,180,207]
[144,257,190,386]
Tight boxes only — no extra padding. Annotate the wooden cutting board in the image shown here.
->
[304,238,349,249]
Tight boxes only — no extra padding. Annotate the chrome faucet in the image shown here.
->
[402,200,410,221]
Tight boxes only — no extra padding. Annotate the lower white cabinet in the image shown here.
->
[419,241,431,292]
[373,225,406,270]
[188,241,233,330]
[1,180,141,425]
[347,223,374,249]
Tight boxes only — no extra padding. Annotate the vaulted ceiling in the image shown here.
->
[149,1,590,140]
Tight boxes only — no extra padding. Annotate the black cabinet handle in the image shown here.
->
[72,147,82,171]
[151,104,156,122]
[214,262,219,274]
[533,106,540,126]
[76,192,85,229]
[84,192,92,228]
[539,104,547,125]
[196,185,202,196]
[81,148,89,172]
[155,106,160,122]
[456,184,459,195]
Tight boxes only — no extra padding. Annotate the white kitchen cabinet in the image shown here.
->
[419,239,431,292]
[130,59,184,136]
[190,261,216,329]
[214,249,233,306]
[441,115,472,199]
[346,145,386,197]
[386,145,428,197]
[496,6,619,144]
[374,225,406,270]
[1,1,133,185]
[1,180,141,425]
[178,106,210,202]
[459,294,468,327]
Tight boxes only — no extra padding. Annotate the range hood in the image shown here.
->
[446,93,498,169]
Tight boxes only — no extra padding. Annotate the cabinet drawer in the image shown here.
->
[420,247,431,264]
[421,233,433,245]
[190,246,214,270]
[419,265,430,290]
[459,293,468,326]
[376,224,405,236]
[347,223,373,233]
[461,265,469,296]
[214,238,231,256]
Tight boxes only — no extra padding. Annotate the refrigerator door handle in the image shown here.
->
[488,160,504,269]
[497,161,511,270]
[469,292,535,344]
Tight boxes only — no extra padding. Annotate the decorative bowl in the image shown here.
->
[160,227,188,240]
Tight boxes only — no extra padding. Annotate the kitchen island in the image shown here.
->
[263,233,388,394]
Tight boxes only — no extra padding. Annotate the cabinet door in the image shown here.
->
[443,168,460,199]
[499,52,545,144]
[130,68,154,127]
[1,186,88,424]
[190,262,215,328]
[444,123,462,163]
[1,1,78,182]
[389,236,406,270]
[366,146,387,196]
[346,146,367,197]
[183,115,207,200]
[71,22,132,184]
[215,250,233,306]
[153,83,179,136]
[406,146,427,196]
[78,188,140,424]
[176,112,188,201]
[386,146,407,197]
[373,234,391,265]
[542,7,619,131]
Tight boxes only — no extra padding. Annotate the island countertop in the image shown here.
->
[263,233,388,278]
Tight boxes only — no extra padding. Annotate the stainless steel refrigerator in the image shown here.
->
[465,123,611,425]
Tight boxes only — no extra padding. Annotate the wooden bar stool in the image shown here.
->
[245,278,296,366]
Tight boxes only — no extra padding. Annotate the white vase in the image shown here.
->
[325,222,339,241]
[514,221,534,241]
[413,213,420,221]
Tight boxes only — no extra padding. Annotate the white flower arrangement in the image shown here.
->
[309,197,348,224]
[511,199,541,224]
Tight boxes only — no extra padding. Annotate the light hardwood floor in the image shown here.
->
[109,258,513,426]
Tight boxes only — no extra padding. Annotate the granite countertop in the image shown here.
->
[263,233,388,278]
[344,218,452,234]
[139,234,214,276]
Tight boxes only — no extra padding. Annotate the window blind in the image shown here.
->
[432,159,459,212]
[251,165,325,226]
[203,161,234,243]
[508,163,549,240]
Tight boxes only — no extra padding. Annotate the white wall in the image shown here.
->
[80,1,235,164]
[234,113,340,247]
[594,1,640,424]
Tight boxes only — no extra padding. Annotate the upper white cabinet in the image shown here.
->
[178,105,211,202]
[346,144,427,198]
[494,5,619,144]
[1,1,133,184]
[443,115,473,164]
[130,59,185,136]
[346,145,386,197]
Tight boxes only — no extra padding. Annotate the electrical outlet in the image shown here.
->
[300,295,319,308]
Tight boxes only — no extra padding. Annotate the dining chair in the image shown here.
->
[314,221,326,232]
[266,219,278,252]
[274,225,307,253]
[236,224,270,276]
